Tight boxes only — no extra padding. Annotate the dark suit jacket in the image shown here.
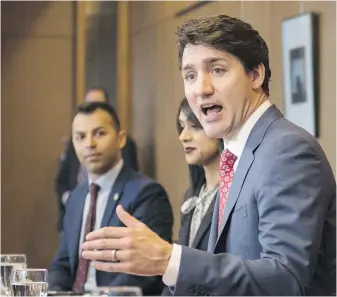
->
[173,105,336,296]
[55,136,139,230]
[161,192,217,296]
[49,165,173,296]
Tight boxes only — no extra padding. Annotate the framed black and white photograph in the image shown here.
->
[282,12,319,137]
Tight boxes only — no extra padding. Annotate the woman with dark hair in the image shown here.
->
[162,98,222,295]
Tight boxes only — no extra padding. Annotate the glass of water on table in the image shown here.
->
[0,254,27,296]
[11,268,48,296]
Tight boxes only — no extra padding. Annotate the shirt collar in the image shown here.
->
[88,159,124,192]
[224,100,273,158]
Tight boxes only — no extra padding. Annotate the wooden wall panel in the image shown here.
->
[130,1,194,35]
[1,1,73,37]
[153,19,188,233]
[1,2,74,268]
[130,26,158,179]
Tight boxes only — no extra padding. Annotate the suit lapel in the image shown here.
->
[100,166,128,228]
[208,192,220,252]
[69,185,88,269]
[192,194,216,249]
[179,212,193,247]
[216,105,283,244]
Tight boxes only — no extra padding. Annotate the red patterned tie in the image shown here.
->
[218,149,237,232]
[72,183,100,293]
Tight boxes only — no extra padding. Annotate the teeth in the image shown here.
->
[202,104,216,108]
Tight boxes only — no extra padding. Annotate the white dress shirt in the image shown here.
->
[163,100,273,286]
[79,159,124,292]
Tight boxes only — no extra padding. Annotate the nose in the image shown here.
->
[85,135,96,149]
[179,127,192,143]
[195,73,214,98]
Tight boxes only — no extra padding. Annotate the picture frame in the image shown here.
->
[281,12,319,137]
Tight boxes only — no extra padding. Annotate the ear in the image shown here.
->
[251,63,265,91]
[117,130,127,150]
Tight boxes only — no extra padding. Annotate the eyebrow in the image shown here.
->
[205,57,229,64]
[73,126,105,135]
[182,57,229,72]
[92,126,105,132]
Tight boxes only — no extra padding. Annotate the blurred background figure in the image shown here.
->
[55,87,139,231]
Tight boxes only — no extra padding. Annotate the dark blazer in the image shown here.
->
[49,165,173,296]
[173,105,336,296]
[55,136,139,230]
[161,191,217,296]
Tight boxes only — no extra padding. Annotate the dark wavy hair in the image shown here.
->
[176,98,223,201]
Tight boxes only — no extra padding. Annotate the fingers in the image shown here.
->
[82,249,133,262]
[91,260,149,276]
[91,261,132,274]
[82,250,115,261]
[85,205,146,242]
[116,205,145,229]
[82,237,127,251]
[85,226,129,241]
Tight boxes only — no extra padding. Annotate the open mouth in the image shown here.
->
[201,104,223,116]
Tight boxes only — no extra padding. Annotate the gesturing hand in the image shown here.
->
[81,205,173,276]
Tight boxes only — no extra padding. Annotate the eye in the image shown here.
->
[95,130,106,137]
[74,134,85,141]
[212,67,225,76]
[191,124,203,132]
[184,72,196,82]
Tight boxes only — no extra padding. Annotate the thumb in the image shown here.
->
[116,205,144,228]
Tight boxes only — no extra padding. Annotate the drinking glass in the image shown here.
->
[0,254,27,296]
[85,286,142,296]
[11,268,48,296]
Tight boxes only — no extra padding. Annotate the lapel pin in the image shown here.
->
[113,193,120,201]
